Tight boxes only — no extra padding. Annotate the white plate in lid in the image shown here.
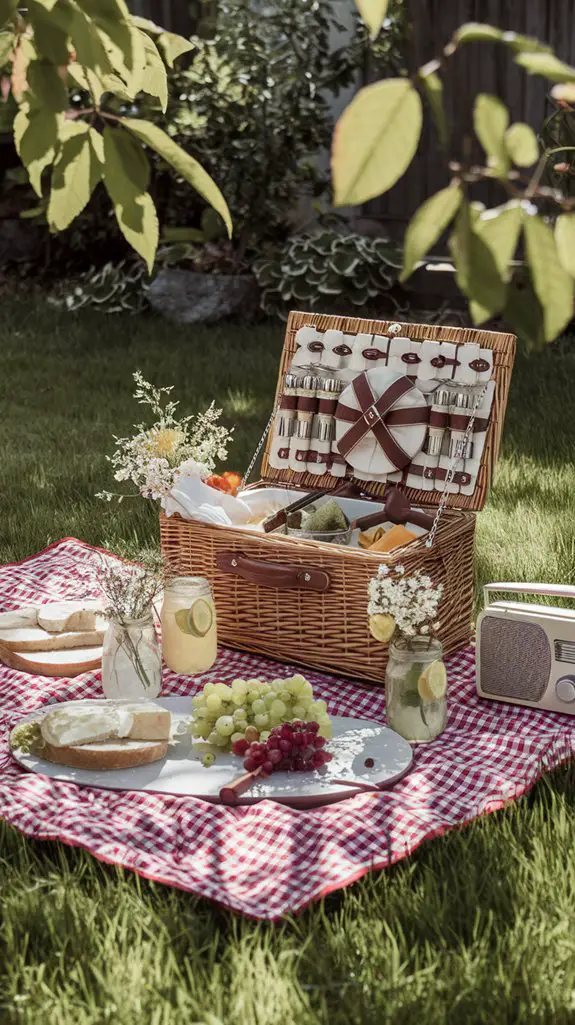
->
[10,698,413,808]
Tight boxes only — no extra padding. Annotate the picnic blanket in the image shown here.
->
[0,538,574,920]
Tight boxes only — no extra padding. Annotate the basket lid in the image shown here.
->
[260,310,516,512]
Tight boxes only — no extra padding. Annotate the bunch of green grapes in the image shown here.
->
[189,674,332,750]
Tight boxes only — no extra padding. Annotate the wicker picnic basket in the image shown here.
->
[160,311,516,683]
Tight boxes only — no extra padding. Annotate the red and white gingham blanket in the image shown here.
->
[0,538,574,920]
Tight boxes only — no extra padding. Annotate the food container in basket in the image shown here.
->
[160,311,516,684]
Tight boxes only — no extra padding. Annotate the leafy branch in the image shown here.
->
[333,7,575,345]
[0,0,232,272]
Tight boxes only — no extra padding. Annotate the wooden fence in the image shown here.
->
[128,0,195,35]
[365,0,575,231]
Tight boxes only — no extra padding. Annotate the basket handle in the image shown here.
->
[216,552,330,592]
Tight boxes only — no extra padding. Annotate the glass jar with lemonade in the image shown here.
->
[161,576,217,675]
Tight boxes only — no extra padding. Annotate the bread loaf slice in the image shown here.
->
[0,622,106,652]
[41,738,168,771]
[37,601,103,634]
[0,607,39,629]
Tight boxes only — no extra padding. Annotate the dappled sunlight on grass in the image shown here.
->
[2,298,575,1023]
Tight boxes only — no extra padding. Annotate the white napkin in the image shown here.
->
[162,474,253,526]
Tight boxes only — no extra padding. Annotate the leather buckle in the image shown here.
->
[363,404,381,426]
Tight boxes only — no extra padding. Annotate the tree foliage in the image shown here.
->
[0,0,231,271]
[332,14,575,345]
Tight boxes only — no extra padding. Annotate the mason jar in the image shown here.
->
[385,636,447,743]
[161,576,217,675]
[102,611,162,700]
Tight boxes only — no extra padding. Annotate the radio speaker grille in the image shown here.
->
[479,617,550,701]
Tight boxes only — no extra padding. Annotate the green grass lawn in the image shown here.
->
[1,296,575,1025]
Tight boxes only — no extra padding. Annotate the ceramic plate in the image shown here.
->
[10,697,413,808]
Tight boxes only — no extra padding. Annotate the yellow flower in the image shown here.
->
[145,428,185,459]
[369,614,396,643]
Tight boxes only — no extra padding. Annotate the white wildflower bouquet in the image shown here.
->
[367,564,443,647]
[97,371,233,503]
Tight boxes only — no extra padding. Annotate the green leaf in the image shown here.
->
[103,125,149,191]
[504,276,545,348]
[15,106,61,196]
[523,212,574,341]
[515,52,575,82]
[354,0,389,42]
[28,3,70,64]
[418,67,448,149]
[48,123,101,231]
[201,206,226,241]
[69,7,113,77]
[452,23,503,45]
[120,117,232,238]
[329,252,360,276]
[27,0,59,9]
[474,201,522,281]
[555,213,575,279]
[67,62,105,104]
[97,20,146,97]
[500,32,552,54]
[0,0,16,29]
[473,94,510,177]
[88,125,104,163]
[401,184,461,282]
[132,15,162,35]
[140,32,168,112]
[102,124,158,272]
[161,226,205,243]
[449,199,507,323]
[0,28,15,64]
[26,59,69,112]
[504,123,539,166]
[157,31,194,68]
[332,78,422,206]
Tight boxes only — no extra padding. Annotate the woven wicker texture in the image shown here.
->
[160,312,515,684]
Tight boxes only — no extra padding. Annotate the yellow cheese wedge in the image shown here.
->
[368,524,418,553]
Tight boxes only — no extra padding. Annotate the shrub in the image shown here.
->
[254,231,403,318]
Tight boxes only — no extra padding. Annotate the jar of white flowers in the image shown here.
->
[99,558,164,700]
[368,564,447,743]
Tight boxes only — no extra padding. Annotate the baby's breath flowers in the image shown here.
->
[97,371,233,503]
[367,563,443,647]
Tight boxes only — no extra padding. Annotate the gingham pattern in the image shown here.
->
[1,538,574,920]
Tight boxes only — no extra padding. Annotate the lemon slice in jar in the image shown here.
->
[175,599,214,637]
[369,614,395,643]
[417,660,447,701]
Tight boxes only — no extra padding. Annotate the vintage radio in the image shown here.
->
[160,311,516,684]
[477,583,575,712]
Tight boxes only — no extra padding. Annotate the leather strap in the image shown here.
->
[280,394,298,410]
[297,397,318,413]
[450,413,489,433]
[216,552,331,592]
[336,373,429,470]
[337,400,429,428]
[429,409,449,428]
[408,464,472,487]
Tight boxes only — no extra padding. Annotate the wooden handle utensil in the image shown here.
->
[219,766,263,805]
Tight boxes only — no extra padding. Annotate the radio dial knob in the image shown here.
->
[555,676,575,703]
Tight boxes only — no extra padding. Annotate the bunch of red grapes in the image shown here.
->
[232,720,333,775]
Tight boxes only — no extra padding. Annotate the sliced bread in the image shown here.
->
[0,620,106,652]
[41,738,168,771]
[0,607,39,629]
